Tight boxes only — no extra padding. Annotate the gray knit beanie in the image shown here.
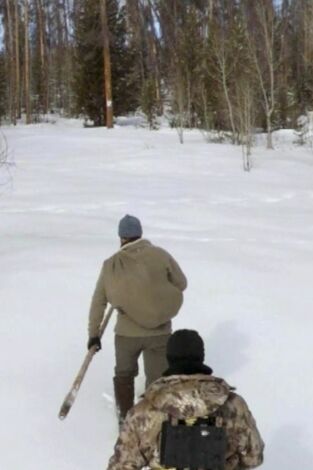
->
[118,214,143,238]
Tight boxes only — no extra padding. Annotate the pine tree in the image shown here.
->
[73,0,103,125]
[109,2,139,116]
[73,0,136,126]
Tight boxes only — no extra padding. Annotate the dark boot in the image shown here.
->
[113,376,134,427]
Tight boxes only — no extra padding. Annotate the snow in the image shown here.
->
[1,119,313,470]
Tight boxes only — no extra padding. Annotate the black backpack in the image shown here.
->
[160,415,227,470]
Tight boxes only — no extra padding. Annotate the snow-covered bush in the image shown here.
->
[0,131,8,169]
[294,112,313,147]
[0,130,13,189]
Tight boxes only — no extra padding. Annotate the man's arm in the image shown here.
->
[88,263,108,338]
[167,254,187,291]
[107,411,147,470]
[232,395,265,469]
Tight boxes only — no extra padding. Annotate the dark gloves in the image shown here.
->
[87,336,102,351]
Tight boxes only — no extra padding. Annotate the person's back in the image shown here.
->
[101,239,186,334]
[107,330,264,470]
[87,215,187,425]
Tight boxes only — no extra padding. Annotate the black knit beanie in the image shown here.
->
[166,329,205,364]
[164,329,212,376]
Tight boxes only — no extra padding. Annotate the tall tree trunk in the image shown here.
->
[243,2,276,149]
[146,1,162,113]
[36,0,49,114]
[220,54,237,142]
[127,0,145,84]
[100,0,113,128]
[24,0,31,124]
[14,0,21,119]
[266,110,273,149]
[5,0,16,124]
[62,0,72,113]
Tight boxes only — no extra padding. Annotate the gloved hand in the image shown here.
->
[87,336,101,351]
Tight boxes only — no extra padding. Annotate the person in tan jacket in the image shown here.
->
[107,330,264,470]
[88,215,187,424]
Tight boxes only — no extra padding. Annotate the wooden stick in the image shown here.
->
[58,305,114,420]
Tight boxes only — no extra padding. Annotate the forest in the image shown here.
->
[1,0,313,149]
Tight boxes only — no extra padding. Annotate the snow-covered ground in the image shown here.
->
[1,120,312,470]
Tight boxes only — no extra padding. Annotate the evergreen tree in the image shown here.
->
[73,0,136,126]
[73,0,103,125]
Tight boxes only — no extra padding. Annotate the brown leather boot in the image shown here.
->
[113,376,134,427]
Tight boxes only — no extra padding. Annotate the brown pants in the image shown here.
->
[115,334,170,388]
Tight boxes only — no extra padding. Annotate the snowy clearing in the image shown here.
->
[1,120,313,470]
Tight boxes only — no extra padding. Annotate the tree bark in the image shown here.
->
[100,0,113,128]
[14,0,21,119]
[62,0,72,113]
[24,0,31,124]
[146,1,162,113]
[218,50,237,142]
[36,0,49,114]
[5,0,16,124]
[244,3,275,149]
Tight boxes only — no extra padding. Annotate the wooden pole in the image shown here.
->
[58,305,114,420]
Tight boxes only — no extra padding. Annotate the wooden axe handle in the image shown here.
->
[58,305,114,420]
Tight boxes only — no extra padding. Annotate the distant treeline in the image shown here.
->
[1,1,313,145]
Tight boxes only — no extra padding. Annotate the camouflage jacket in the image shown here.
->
[107,375,264,470]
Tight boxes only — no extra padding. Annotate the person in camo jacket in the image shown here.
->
[88,215,187,425]
[107,329,264,470]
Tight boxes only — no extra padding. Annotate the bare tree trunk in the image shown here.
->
[235,86,252,171]
[100,0,113,128]
[14,0,21,119]
[244,3,275,149]
[209,23,238,143]
[242,90,253,171]
[220,59,237,142]
[199,84,213,142]
[5,0,16,124]
[146,1,162,113]
[175,74,185,144]
[186,71,192,128]
[62,0,72,113]
[302,1,313,101]
[213,42,237,142]
[136,1,146,84]
[208,0,213,21]
[36,0,49,114]
[266,110,273,149]
[24,0,31,124]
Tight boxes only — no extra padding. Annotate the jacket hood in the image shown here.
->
[143,375,234,420]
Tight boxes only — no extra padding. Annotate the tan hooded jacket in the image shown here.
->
[88,239,187,337]
[107,375,264,470]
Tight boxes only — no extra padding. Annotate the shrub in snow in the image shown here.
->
[0,130,14,189]
[115,114,146,127]
[0,131,8,168]
[294,112,313,147]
